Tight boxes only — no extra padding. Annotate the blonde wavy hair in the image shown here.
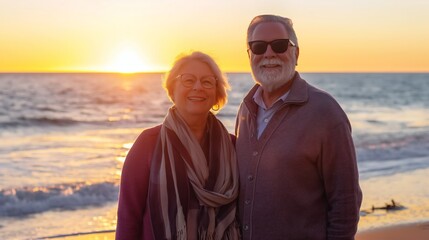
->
[163,51,229,111]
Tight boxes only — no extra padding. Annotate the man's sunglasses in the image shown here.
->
[248,39,296,55]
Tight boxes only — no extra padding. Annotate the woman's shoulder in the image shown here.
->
[125,125,161,166]
[139,125,162,138]
[131,125,161,149]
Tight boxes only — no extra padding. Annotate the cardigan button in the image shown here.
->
[243,225,249,231]
[252,151,258,156]
[247,175,254,181]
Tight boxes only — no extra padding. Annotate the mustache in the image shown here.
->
[258,59,284,67]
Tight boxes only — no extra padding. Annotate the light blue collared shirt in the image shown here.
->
[253,86,290,139]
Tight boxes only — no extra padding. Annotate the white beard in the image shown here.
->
[251,58,296,92]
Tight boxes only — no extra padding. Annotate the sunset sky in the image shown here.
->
[1,0,428,73]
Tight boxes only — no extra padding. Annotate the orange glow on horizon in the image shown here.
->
[0,1,428,73]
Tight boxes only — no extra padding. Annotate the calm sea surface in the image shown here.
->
[0,73,428,239]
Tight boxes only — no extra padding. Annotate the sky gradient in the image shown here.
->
[1,0,428,73]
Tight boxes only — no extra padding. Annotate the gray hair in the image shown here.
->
[247,14,299,47]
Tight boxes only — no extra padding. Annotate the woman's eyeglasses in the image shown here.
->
[176,73,217,89]
[248,39,296,55]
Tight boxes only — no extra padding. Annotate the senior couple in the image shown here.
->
[116,14,362,240]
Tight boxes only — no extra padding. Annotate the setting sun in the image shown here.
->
[105,48,148,73]
[0,0,428,73]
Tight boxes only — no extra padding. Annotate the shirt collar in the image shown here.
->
[252,85,290,110]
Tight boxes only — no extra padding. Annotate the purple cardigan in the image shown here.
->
[116,125,161,240]
[116,125,237,239]
[235,72,362,240]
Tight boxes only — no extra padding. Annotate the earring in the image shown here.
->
[211,104,220,111]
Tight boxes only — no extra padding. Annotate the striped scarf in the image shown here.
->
[148,107,240,240]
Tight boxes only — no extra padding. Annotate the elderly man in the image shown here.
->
[235,14,362,240]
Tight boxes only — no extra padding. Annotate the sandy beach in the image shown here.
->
[356,221,429,240]
[44,167,429,240]
[355,167,429,239]
[44,231,114,240]
[357,168,429,231]
[47,222,429,240]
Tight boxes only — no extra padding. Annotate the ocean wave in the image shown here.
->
[359,156,429,179]
[0,181,118,217]
[356,132,429,162]
[0,117,119,129]
[16,116,80,126]
[0,114,164,130]
[355,131,429,179]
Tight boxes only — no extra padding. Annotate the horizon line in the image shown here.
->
[1,70,429,74]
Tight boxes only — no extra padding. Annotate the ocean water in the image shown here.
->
[0,72,428,239]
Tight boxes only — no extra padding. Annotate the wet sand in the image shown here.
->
[356,221,429,240]
[49,168,429,239]
[48,222,429,240]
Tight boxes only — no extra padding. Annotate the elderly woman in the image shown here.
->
[116,51,240,240]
